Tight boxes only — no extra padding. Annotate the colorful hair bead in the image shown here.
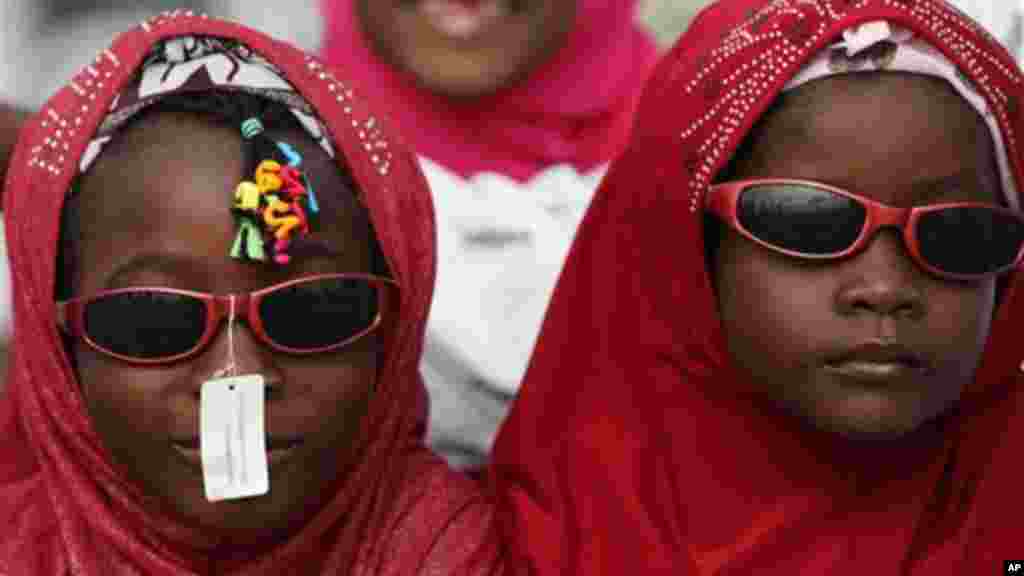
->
[276,141,319,214]
[234,180,262,212]
[230,117,319,265]
[255,160,284,193]
[241,117,264,139]
[231,216,267,261]
[277,141,301,166]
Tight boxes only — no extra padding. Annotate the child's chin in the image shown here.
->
[158,469,302,539]
[813,392,923,440]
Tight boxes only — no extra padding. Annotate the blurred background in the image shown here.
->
[0,0,1018,358]
[0,0,711,107]
[1,0,1018,137]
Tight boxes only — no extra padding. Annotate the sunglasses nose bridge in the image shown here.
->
[208,293,254,325]
[855,204,911,251]
[843,208,928,291]
[197,293,282,378]
[202,293,266,355]
[871,203,911,228]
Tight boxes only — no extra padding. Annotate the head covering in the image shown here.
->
[491,0,1024,573]
[0,11,500,575]
[784,19,1018,209]
[319,0,659,182]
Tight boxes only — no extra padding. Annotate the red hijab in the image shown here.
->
[319,0,659,181]
[0,13,500,575]
[492,0,1024,573]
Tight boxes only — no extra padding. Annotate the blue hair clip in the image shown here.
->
[276,141,320,214]
[276,141,301,166]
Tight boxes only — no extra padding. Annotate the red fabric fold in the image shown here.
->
[492,0,1024,573]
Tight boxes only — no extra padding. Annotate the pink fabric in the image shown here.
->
[319,0,659,181]
[492,0,1024,573]
[0,14,500,575]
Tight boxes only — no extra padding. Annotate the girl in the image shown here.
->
[0,13,500,575]
[322,0,660,468]
[493,0,1024,572]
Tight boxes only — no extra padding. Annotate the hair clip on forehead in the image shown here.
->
[231,117,319,266]
[240,117,264,140]
[277,141,320,214]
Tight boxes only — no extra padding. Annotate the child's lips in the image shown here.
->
[417,0,507,41]
[822,341,930,384]
[170,437,305,471]
[824,360,920,381]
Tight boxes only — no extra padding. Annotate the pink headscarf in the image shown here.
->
[320,0,659,181]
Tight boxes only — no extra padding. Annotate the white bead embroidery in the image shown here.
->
[676,0,1023,213]
[305,54,397,176]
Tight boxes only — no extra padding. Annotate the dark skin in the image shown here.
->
[711,73,1000,439]
[356,0,577,97]
[69,110,381,540]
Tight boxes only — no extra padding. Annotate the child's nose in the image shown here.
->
[834,229,925,319]
[193,320,285,398]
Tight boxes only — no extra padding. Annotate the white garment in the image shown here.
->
[419,157,603,468]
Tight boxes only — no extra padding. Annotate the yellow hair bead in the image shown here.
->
[255,160,283,193]
[234,181,262,212]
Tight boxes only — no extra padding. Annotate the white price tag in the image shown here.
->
[200,374,269,502]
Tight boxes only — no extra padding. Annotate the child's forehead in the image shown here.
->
[81,112,357,215]
[748,74,981,156]
[114,108,241,148]
[769,73,958,123]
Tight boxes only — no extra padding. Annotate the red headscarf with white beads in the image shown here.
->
[493,0,1024,573]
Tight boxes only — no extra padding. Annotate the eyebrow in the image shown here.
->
[287,238,352,262]
[104,252,199,290]
[909,171,989,203]
[104,240,356,290]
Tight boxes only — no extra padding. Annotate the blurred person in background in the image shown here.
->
[321,0,660,469]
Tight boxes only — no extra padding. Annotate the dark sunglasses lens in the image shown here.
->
[917,207,1024,275]
[737,183,866,255]
[84,291,207,359]
[260,276,380,350]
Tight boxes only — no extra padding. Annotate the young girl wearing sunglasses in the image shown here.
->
[0,15,501,575]
[493,0,1024,572]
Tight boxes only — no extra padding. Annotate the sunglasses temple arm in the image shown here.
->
[55,302,72,334]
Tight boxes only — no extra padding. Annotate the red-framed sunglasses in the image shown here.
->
[57,273,398,365]
[705,178,1024,281]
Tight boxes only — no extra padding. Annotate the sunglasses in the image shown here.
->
[57,273,398,365]
[705,178,1024,281]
